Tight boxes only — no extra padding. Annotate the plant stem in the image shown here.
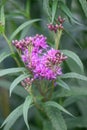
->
[55,30,62,49]
[3,33,13,52]
[48,80,55,100]
[2,33,21,67]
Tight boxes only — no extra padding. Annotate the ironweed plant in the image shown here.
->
[0,0,87,130]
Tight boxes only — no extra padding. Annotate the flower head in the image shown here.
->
[12,34,67,81]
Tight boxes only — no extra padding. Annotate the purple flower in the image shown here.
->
[12,34,67,81]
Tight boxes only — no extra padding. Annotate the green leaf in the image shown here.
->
[59,1,82,25]
[45,101,73,116]
[57,78,70,90]
[0,5,5,33]
[0,5,5,25]
[52,0,58,23]
[10,73,30,96]
[1,104,23,130]
[10,19,40,40]
[66,116,87,128]
[43,120,53,130]
[60,72,87,81]
[62,50,84,74]
[45,107,67,130]
[0,79,28,98]
[0,52,12,63]
[0,0,7,6]
[79,0,87,17]
[64,29,82,49]
[0,67,26,77]
[53,86,87,98]
[43,0,51,19]
[23,95,33,130]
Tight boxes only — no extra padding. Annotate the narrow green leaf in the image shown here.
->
[1,5,5,25]
[52,0,58,23]
[79,0,87,17]
[0,67,26,77]
[64,29,82,49]
[1,104,23,129]
[53,86,87,98]
[0,52,12,63]
[59,1,82,25]
[62,50,84,74]
[45,107,67,130]
[0,79,28,98]
[43,0,51,19]
[0,0,7,6]
[45,101,73,116]
[23,95,33,130]
[10,73,30,96]
[10,19,40,40]
[60,72,87,81]
[66,116,87,128]
[43,120,53,130]
[57,78,70,90]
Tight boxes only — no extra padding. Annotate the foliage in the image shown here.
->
[0,0,87,130]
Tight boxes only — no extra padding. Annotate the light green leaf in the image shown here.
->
[52,0,58,23]
[0,52,12,63]
[57,78,70,90]
[62,50,84,74]
[0,67,26,77]
[45,101,73,116]
[60,72,87,81]
[23,95,33,130]
[10,19,40,40]
[79,0,87,17]
[0,0,7,6]
[1,104,23,130]
[0,5,5,25]
[10,73,30,96]
[45,107,67,130]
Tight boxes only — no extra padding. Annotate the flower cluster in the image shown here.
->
[12,34,67,81]
[47,16,65,33]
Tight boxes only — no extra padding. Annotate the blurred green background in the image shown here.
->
[0,0,87,130]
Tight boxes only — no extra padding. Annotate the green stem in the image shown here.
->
[3,33,21,67]
[3,33,13,52]
[55,30,62,49]
[48,80,55,100]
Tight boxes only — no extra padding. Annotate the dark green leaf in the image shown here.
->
[53,86,87,98]
[66,116,87,128]
[59,1,82,25]
[52,0,58,23]
[79,0,87,17]
[43,0,51,19]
